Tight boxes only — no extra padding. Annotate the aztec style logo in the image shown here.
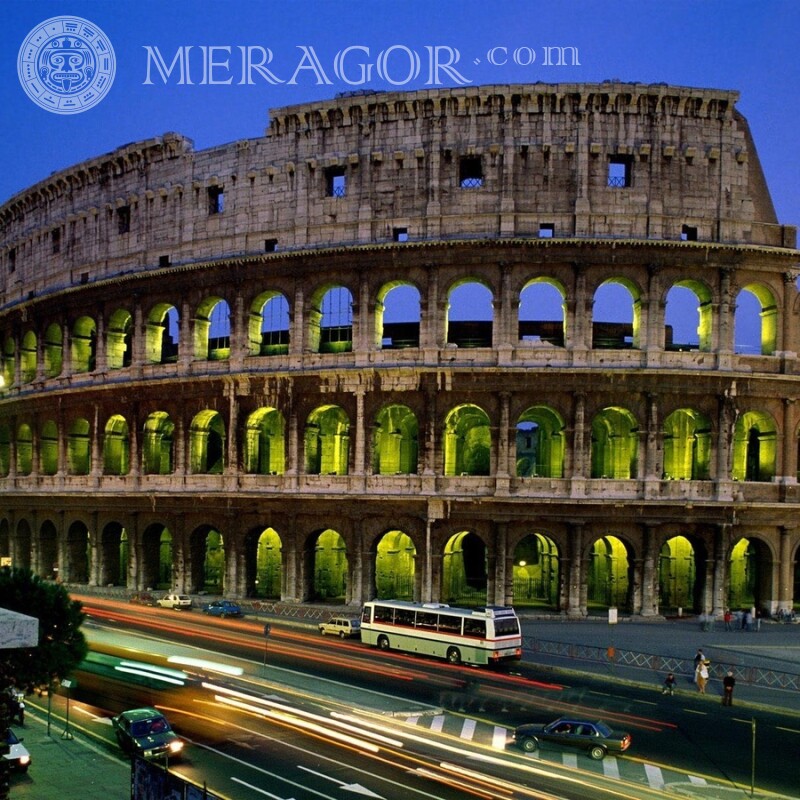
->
[17,16,116,114]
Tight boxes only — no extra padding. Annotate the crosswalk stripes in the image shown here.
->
[644,763,664,789]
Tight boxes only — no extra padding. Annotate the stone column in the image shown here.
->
[710,524,728,617]
[231,287,246,369]
[131,299,145,369]
[179,298,192,368]
[640,523,659,616]
[781,398,797,482]
[781,271,797,357]
[129,407,139,478]
[496,392,511,478]
[354,387,366,476]
[94,313,106,373]
[567,521,585,617]
[61,320,72,375]
[91,404,102,478]
[290,285,304,357]
[716,267,734,366]
[226,382,239,475]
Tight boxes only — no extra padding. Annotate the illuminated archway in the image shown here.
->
[592,279,641,349]
[20,330,37,383]
[103,414,130,475]
[142,412,174,474]
[145,303,179,364]
[591,407,639,478]
[732,410,777,482]
[665,280,712,352]
[71,316,96,373]
[312,529,348,602]
[516,406,565,478]
[658,535,703,612]
[67,418,91,475]
[512,533,560,608]
[444,404,491,476]
[662,409,712,480]
[107,308,133,369]
[304,405,350,475]
[0,425,8,476]
[249,291,290,356]
[43,323,62,378]
[443,531,487,606]
[2,337,14,389]
[587,535,630,609]
[40,419,58,475]
[16,423,32,475]
[189,526,225,594]
[189,410,225,474]
[734,283,778,355]
[194,297,231,361]
[729,537,772,613]
[243,408,286,474]
[372,405,418,474]
[375,530,416,600]
[519,278,566,346]
[310,286,353,354]
[246,527,282,598]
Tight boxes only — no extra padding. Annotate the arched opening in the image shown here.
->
[11,520,32,572]
[103,414,130,475]
[20,330,37,383]
[734,283,778,355]
[140,524,172,589]
[249,291,290,356]
[194,297,231,361]
[189,410,225,474]
[243,408,286,475]
[446,280,493,348]
[516,406,565,478]
[142,412,174,474]
[658,535,704,613]
[592,279,640,349]
[40,419,58,475]
[662,409,712,480]
[304,405,350,475]
[372,405,418,474]
[67,418,91,475]
[246,527,282,598]
[311,286,353,353]
[377,283,420,349]
[443,531,487,606]
[732,410,777,482]
[729,537,772,616]
[665,281,712,351]
[443,404,491,476]
[2,338,14,389]
[71,316,97,373]
[66,520,89,583]
[587,535,631,610]
[591,407,639,479]
[311,529,348,602]
[0,425,8,476]
[375,530,416,599]
[16,424,32,475]
[512,533,560,609]
[518,278,566,346]
[100,522,127,586]
[38,520,58,580]
[189,526,225,594]
[146,303,179,364]
[43,323,63,378]
[107,308,133,369]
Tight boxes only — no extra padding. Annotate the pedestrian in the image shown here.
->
[662,672,676,695]
[743,609,753,631]
[693,648,704,683]
[722,670,736,706]
[723,609,733,632]
[696,659,710,693]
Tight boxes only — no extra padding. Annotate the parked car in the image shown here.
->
[128,592,155,606]
[513,717,632,761]
[318,616,361,638]
[111,707,185,760]
[156,593,192,610]
[201,599,243,618]
[4,727,31,772]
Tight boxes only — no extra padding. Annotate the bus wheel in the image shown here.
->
[378,635,390,651]
[446,647,461,664]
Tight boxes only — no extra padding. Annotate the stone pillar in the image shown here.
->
[778,527,793,613]
[348,520,364,606]
[716,267,734,366]
[716,386,737,498]
[644,393,660,491]
[570,392,587,496]
[174,416,186,475]
[496,392,511,478]
[225,381,239,475]
[61,320,72,375]
[780,271,797,357]
[567,521,585,617]
[710,525,729,617]
[94,313,106,373]
[91,404,101,478]
[640,524,659,616]
[290,285,304,357]
[420,268,440,354]
[781,398,797,482]
[231,288,246,369]
[131,299,145,369]
[354,388,366,476]
[129,407,139,478]
[179,298,192,368]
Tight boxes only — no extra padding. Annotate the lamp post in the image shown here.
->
[607,606,618,674]
[60,678,75,740]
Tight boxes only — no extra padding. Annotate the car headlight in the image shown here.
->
[19,755,30,766]
[169,740,184,753]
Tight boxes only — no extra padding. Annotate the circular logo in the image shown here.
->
[17,16,116,114]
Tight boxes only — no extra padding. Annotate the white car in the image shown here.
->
[156,593,192,610]
[5,727,31,772]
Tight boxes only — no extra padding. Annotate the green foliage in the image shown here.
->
[0,568,87,691]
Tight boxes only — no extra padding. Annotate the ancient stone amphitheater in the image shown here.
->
[0,82,797,617]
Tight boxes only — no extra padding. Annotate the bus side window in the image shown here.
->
[438,614,461,633]
[374,605,393,623]
[416,611,438,630]
[395,609,415,626]
[463,619,486,638]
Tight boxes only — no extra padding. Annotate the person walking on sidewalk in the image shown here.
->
[693,649,705,683]
[696,659,710,694]
[662,672,676,696]
[723,609,733,631]
[722,671,736,705]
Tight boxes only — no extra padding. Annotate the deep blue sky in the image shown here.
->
[2,0,799,229]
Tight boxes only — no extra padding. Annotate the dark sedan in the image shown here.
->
[201,599,243,618]
[111,707,185,760]
[513,717,632,761]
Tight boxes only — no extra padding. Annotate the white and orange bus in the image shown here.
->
[360,600,522,666]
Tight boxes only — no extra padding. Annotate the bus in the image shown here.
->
[360,600,522,666]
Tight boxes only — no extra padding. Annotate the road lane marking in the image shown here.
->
[491,726,507,750]
[602,757,620,779]
[644,764,664,789]
[460,718,476,740]
[430,715,444,732]
[688,775,708,785]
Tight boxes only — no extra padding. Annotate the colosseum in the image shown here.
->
[0,82,798,618]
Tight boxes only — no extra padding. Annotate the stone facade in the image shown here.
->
[0,82,798,616]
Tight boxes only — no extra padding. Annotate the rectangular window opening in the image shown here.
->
[459,156,483,189]
[325,166,347,198]
[158,255,170,268]
[538,223,555,239]
[8,248,16,274]
[117,206,131,234]
[264,238,278,253]
[393,227,408,242]
[208,186,225,214]
[607,155,633,188]
[52,228,61,254]
[681,224,698,241]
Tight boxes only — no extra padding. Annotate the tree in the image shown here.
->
[0,568,87,692]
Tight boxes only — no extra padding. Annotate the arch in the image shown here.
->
[732,410,777,482]
[194,297,231,361]
[665,280,713,352]
[66,520,89,583]
[662,409,712,480]
[142,412,174,474]
[0,424,8,476]
[516,405,565,478]
[587,534,631,610]
[16,423,32,475]
[20,330,37,383]
[310,286,353,354]
[140,523,173,589]
[67,418,91,475]
[310,528,348,602]
[103,414,130,475]
[372,405,419,474]
[249,291,290,356]
[447,280,493,348]
[734,283,778,355]
[443,404,491,476]
[518,278,566,347]
[375,530,416,600]
[71,315,97,373]
[100,522,128,586]
[12,519,31,572]
[2,337,14,389]
[145,303,179,364]
[189,525,225,594]
[40,419,58,475]
[245,526,282,598]
[43,322,63,378]
[376,282,421,349]
[512,532,560,609]
[38,520,58,580]
[304,405,350,475]
[443,530,487,605]
[658,534,707,612]
[729,536,773,615]
[591,407,639,478]
[189,410,225,474]
[107,308,133,369]
[243,407,286,475]
[592,278,641,349]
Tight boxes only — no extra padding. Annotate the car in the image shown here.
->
[201,599,243,618]
[318,616,361,638]
[111,707,185,761]
[128,592,155,606]
[4,727,31,772]
[513,717,632,761]
[156,593,192,610]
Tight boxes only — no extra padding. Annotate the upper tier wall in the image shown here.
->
[0,82,795,308]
